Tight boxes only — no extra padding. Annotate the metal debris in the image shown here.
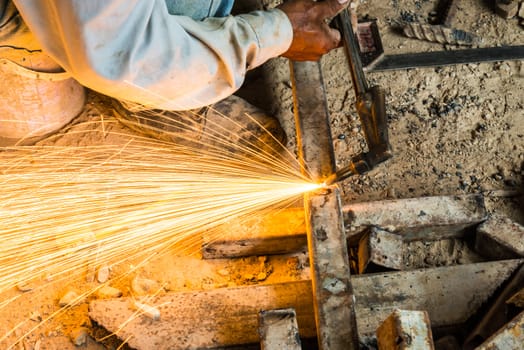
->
[16,283,33,293]
[495,0,519,19]
[475,310,524,349]
[358,227,403,273]
[402,23,481,46]
[475,215,524,259]
[258,308,301,350]
[376,309,434,349]
[465,264,524,347]
[431,0,459,27]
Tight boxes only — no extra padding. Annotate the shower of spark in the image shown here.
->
[0,103,322,347]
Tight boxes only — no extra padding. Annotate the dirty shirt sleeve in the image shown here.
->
[12,0,293,110]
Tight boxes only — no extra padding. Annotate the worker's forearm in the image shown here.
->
[12,0,293,110]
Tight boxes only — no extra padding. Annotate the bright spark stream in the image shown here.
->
[0,101,322,347]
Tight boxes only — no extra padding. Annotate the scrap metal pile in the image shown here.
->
[87,3,524,349]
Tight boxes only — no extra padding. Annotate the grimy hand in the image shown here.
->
[278,0,352,61]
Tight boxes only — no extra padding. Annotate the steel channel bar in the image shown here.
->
[290,60,359,350]
[369,45,524,72]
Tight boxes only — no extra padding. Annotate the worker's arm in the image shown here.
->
[12,0,348,111]
[12,0,291,110]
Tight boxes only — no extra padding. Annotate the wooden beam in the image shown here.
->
[89,260,522,349]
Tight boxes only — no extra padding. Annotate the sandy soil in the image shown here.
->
[1,0,522,349]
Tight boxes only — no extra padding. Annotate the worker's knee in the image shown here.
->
[0,0,85,146]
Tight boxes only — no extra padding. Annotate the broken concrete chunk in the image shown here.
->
[495,0,519,18]
[131,277,161,295]
[358,227,403,273]
[59,290,81,307]
[203,196,487,260]
[69,327,89,346]
[96,265,110,283]
[376,309,435,350]
[520,1,524,18]
[96,286,122,299]
[475,215,524,259]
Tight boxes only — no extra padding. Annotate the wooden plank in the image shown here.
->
[201,195,487,259]
[89,260,522,349]
[259,308,302,350]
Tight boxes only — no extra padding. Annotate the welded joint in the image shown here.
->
[322,276,349,295]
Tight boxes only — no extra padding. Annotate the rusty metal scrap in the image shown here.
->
[259,308,302,350]
[475,310,524,350]
[431,0,459,27]
[376,309,435,350]
[402,23,481,46]
[475,215,524,259]
[357,227,403,273]
[495,0,519,19]
[290,60,358,350]
[464,264,524,348]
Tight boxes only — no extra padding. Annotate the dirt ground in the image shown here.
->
[1,0,522,349]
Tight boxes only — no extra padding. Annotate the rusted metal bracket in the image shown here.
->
[376,309,435,349]
[258,308,302,350]
[290,60,359,349]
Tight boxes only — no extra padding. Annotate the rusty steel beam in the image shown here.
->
[258,308,302,350]
[376,309,435,350]
[475,310,524,350]
[290,60,358,350]
[475,215,524,260]
[88,260,523,349]
[201,195,487,259]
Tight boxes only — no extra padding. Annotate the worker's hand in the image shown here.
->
[278,0,353,61]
